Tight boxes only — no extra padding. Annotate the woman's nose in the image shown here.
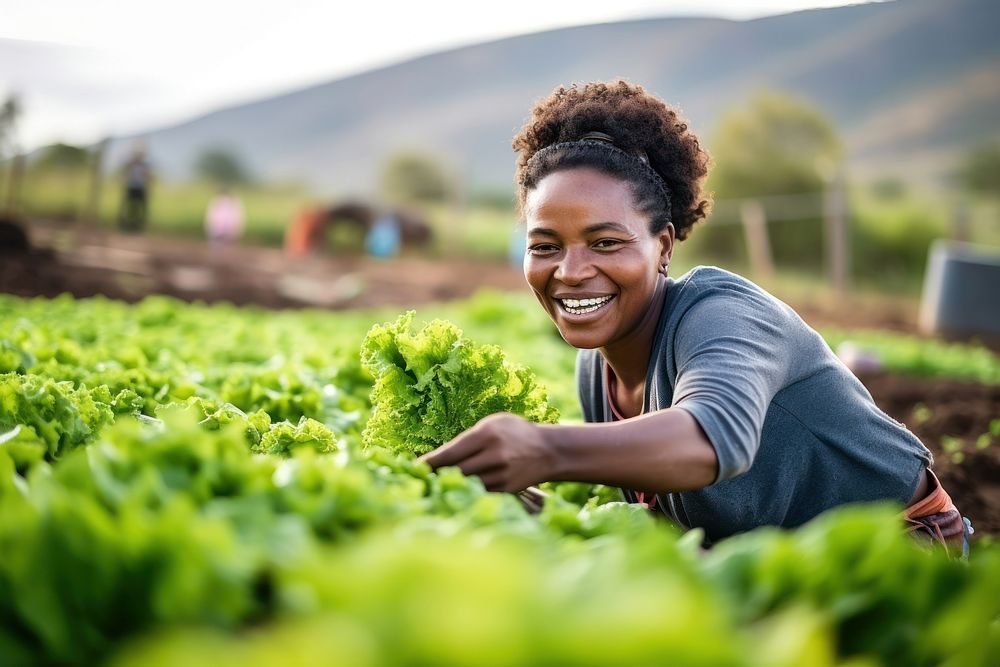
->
[554,247,594,285]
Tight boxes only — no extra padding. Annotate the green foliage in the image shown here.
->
[540,480,622,506]
[850,197,945,287]
[0,373,138,460]
[20,142,93,220]
[704,505,1000,667]
[255,416,338,456]
[380,150,451,203]
[32,142,90,172]
[361,312,559,456]
[822,329,1000,385]
[469,187,515,210]
[0,293,999,666]
[709,91,841,200]
[868,177,907,201]
[194,146,253,186]
[956,141,1000,198]
[1,413,996,667]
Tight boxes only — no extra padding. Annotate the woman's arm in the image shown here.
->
[418,408,718,494]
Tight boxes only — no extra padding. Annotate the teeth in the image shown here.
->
[559,295,613,314]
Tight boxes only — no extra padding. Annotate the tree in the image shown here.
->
[380,151,451,204]
[194,147,252,186]
[708,91,841,200]
[696,91,842,267]
[34,143,90,172]
[955,141,1000,198]
[0,94,21,159]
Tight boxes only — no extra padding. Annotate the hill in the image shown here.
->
[93,0,1000,192]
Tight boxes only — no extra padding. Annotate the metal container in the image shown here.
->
[919,240,1000,338]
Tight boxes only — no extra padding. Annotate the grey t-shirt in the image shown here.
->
[576,266,932,544]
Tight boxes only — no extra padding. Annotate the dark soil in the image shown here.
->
[861,373,1000,536]
[2,223,527,309]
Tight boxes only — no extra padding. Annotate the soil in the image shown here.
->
[3,223,526,309]
[860,373,1000,536]
[4,220,999,534]
[1,221,931,329]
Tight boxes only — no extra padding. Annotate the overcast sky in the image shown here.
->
[1,0,867,150]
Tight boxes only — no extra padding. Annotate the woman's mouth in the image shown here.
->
[556,294,615,315]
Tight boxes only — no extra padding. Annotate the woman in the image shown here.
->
[421,80,970,552]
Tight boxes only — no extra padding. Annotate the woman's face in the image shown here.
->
[523,167,673,351]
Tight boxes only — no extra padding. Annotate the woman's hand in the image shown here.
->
[419,408,718,496]
[418,413,555,493]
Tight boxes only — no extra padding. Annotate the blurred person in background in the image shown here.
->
[204,186,245,250]
[118,142,153,232]
[422,80,972,555]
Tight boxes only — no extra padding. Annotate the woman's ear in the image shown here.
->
[658,223,675,269]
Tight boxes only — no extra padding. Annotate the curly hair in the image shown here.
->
[513,80,712,240]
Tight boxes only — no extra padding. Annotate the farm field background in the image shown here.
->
[1,291,998,666]
[5,1,1000,663]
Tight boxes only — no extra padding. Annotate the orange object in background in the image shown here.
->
[285,207,327,257]
[284,202,431,257]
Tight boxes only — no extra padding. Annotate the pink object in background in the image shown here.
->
[205,194,245,244]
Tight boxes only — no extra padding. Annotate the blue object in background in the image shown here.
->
[509,221,527,268]
[366,214,402,258]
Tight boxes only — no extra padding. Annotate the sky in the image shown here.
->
[1,0,866,150]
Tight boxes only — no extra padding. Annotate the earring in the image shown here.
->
[660,262,669,276]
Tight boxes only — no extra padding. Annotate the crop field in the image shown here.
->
[1,292,999,666]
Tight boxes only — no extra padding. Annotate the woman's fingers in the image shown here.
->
[476,469,510,493]
[449,449,505,480]
[418,429,487,469]
[516,488,545,514]
[417,414,542,492]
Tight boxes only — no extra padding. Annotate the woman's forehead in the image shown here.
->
[526,168,644,230]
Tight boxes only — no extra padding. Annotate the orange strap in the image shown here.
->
[905,469,955,520]
[903,469,967,553]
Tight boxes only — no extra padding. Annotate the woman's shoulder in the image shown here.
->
[660,266,814,352]
[671,265,794,315]
[674,265,769,294]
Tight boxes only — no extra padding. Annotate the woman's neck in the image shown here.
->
[600,277,668,392]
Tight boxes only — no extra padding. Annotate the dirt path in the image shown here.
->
[7,222,921,330]
[4,223,527,310]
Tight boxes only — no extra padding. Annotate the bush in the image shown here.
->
[850,200,945,287]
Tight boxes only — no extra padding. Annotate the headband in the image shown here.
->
[526,131,672,219]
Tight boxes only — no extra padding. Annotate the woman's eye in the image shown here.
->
[527,244,559,255]
[593,238,623,250]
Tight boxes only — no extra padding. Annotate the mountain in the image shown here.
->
[103,0,999,193]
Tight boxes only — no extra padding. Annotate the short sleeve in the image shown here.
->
[670,283,793,483]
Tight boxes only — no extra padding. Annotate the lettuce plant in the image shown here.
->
[360,313,558,456]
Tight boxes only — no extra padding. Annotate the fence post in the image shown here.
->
[950,197,970,242]
[824,169,849,303]
[740,199,774,284]
[4,153,25,216]
[83,139,108,228]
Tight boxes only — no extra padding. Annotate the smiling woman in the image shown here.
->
[523,169,670,353]
[421,80,971,554]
